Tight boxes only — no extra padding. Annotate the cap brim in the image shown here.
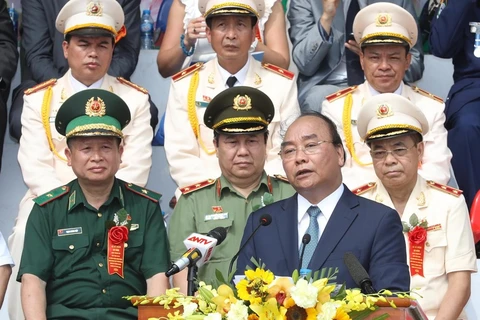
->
[366,129,422,142]
[67,27,115,38]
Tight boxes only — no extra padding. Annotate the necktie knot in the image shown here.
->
[307,206,321,218]
[226,76,237,88]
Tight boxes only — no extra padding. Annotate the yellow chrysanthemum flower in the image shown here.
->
[237,268,274,304]
[245,268,275,283]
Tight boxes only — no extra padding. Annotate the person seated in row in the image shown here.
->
[164,0,300,193]
[237,112,410,292]
[168,86,294,293]
[354,93,477,319]
[18,89,170,319]
[157,0,290,78]
[0,231,13,308]
[287,0,424,112]
[8,1,154,318]
[321,2,451,190]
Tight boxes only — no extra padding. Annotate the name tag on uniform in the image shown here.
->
[57,227,83,236]
[205,212,229,221]
[195,101,209,108]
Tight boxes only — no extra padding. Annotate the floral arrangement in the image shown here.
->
[126,261,413,320]
[402,213,428,277]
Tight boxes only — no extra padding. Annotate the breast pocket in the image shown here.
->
[51,235,89,278]
[125,233,144,270]
[423,231,447,276]
[196,218,233,263]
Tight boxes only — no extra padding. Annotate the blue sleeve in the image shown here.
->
[430,0,474,58]
[368,208,410,292]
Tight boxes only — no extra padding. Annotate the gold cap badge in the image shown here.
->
[376,103,393,118]
[233,94,252,111]
[85,97,106,117]
[87,1,103,16]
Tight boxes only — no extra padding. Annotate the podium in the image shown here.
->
[135,297,428,320]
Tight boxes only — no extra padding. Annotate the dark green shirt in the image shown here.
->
[17,178,170,320]
[168,172,295,284]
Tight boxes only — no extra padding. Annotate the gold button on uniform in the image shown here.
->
[96,242,101,247]
[97,213,102,218]
[98,263,104,267]
[102,289,107,294]
[124,243,128,248]
[69,245,74,250]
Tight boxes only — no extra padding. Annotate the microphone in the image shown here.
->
[298,233,311,271]
[166,227,227,277]
[227,213,272,277]
[343,251,376,294]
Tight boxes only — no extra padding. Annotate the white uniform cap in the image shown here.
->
[199,0,265,19]
[56,0,124,37]
[353,2,417,49]
[357,93,429,142]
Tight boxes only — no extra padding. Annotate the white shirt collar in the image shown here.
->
[296,184,345,246]
[216,57,250,88]
[368,81,403,96]
[69,72,104,93]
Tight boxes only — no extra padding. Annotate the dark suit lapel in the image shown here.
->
[275,195,299,273]
[308,187,359,270]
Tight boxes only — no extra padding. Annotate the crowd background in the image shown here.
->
[0,0,479,318]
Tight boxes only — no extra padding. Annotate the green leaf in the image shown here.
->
[291,269,299,284]
[252,204,261,211]
[409,213,419,227]
[402,221,410,233]
[419,220,428,229]
[332,283,346,300]
[215,268,227,285]
[263,192,274,205]
[372,313,390,320]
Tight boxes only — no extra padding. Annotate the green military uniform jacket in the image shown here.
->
[17,178,170,320]
[168,171,295,284]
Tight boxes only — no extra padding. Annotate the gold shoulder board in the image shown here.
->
[180,179,216,195]
[116,77,148,94]
[411,86,444,103]
[262,63,294,80]
[426,180,462,197]
[24,79,57,95]
[326,86,358,103]
[352,182,377,195]
[172,62,204,82]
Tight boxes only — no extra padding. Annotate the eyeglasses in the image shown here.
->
[278,141,332,160]
[369,144,417,160]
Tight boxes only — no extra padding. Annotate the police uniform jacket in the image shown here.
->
[168,172,295,284]
[321,81,451,189]
[164,56,300,188]
[355,177,477,319]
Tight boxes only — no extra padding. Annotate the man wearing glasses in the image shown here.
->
[354,93,477,319]
[237,111,410,292]
[321,2,451,189]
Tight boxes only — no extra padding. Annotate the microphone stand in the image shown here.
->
[187,264,199,296]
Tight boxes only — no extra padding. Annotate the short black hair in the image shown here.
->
[296,112,346,163]
[206,15,257,29]
[213,130,269,144]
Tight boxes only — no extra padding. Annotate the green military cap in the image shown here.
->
[55,89,131,139]
[204,86,274,134]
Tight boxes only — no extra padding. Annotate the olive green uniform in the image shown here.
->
[168,172,295,283]
[17,178,170,320]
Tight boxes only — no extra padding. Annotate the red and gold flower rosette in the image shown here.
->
[107,226,129,278]
[408,226,427,277]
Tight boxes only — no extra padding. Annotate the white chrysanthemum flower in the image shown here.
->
[227,301,248,320]
[290,278,319,308]
[317,301,343,320]
[183,302,198,317]
[204,312,223,320]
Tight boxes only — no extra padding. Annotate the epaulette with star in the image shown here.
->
[172,62,204,82]
[427,180,462,197]
[33,185,70,206]
[411,86,444,103]
[180,179,217,195]
[352,182,376,195]
[273,174,290,183]
[262,63,294,80]
[24,79,57,95]
[325,86,358,103]
[125,183,162,202]
[117,77,148,94]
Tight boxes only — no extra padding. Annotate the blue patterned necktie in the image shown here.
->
[301,206,321,270]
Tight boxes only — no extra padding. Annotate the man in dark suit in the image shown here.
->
[0,0,18,172]
[9,0,158,140]
[288,0,424,112]
[237,113,410,292]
